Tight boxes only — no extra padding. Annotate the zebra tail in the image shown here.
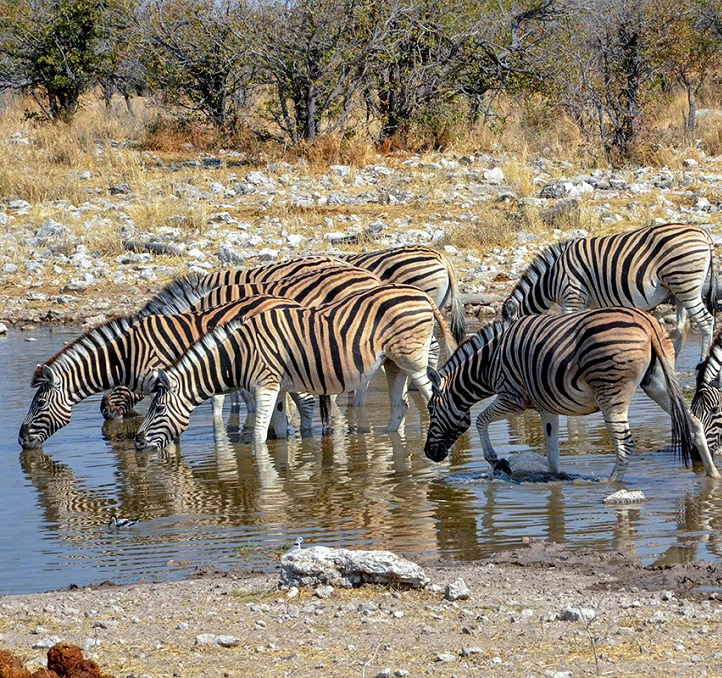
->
[445,260,467,344]
[706,249,718,319]
[319,395,331,429]
[651,332,698,466]
[431,298,458,354]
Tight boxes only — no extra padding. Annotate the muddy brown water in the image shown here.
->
[2,327,721,595]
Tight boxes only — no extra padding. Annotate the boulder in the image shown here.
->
[281,546,429,589]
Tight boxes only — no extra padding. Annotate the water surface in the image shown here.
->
[2,327,721,595]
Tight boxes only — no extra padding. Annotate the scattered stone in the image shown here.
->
[559,607,596,623]
[280,546,429,589]
[683,158,699,168]
[330,165,351,176]
[483,167,505,184]
[461,646,483,656]
[434,653,456,663]
[195,634,216,645]
[109,183,131,195]
[444,578,470,601]
[314,585,334,599]
[215,635,241,647]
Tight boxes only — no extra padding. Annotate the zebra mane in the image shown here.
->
[509,240,570,300]
[138,273,215,317]
[32,315,136,386]
[696,326,722,389]
[439,319,509,378]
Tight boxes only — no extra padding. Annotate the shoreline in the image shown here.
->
[1,544,722,676]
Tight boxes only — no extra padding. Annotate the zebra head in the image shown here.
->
[691,384,722,456]
[424,367,471,462]
[101,386,144,420]
[134,369,191,451]
[18,365,73,449]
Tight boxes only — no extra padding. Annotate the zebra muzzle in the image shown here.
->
[424,443,450,463]
[18,424,43,450]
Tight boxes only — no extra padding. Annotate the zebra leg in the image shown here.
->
[253,385,281,445]
[240,388,256,413]
[270,394,289,440]
[290,392,315,435]
[211,394,225,419]
[539,412,562,476]
[476,396,525,474]
[681,301,714,359]
[674,303,689,358]
[384,361,409,433]
[597,403,636,483]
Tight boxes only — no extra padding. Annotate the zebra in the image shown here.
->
[101,265,384,420]
[424,307,719,482]
[692,326,722,456]
[141,246,466,343]
[341,246,466,344]
[502,223,717,359]
[134,284,457,450]
[18,295,310,450]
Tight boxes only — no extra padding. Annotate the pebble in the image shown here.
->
[444,578,470,601]
[461,646,483,656]
[559,607,596,622]
[32,636,62,648]
[434,652,456,662]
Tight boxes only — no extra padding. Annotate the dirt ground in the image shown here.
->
[1,542,722,677]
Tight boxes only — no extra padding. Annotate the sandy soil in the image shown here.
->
[1,543,722,677]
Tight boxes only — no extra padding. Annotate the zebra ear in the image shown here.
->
[427,367,442,395]
[42,365,59,388]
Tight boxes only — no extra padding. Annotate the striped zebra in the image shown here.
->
[101,265,384,419]
[502,223,717,359]
[18,295,309,450]
[342,246,466,343]
[424,307,719,482]
[134,284,457,450]
[692,327,722,455]
[141,246,466,342]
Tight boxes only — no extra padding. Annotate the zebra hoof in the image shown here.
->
[492,458,512,475]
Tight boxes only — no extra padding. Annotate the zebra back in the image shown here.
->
[343,245,467,343]
[189,266,381,311]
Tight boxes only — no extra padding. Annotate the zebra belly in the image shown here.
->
[587,280,668,311]
[278,354,386,396]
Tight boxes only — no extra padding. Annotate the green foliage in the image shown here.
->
[0,0,112,120]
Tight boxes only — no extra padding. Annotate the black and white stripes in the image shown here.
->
[503,223,717,358]
[425,308,719,482]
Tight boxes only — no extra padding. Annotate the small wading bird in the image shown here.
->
[289,537,304,552]
[108,515,139,530]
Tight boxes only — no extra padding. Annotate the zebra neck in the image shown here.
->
[515,244,565,314]
[177,333,249,404]
[440,333,499,410]
[698,340,722,388]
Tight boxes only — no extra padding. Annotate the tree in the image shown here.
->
[247,0,399,143]
[550,0,684,160]
[0,0,113,121]
[137,0,249,130]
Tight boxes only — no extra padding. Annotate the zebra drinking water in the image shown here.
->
[18,296,309,449]
[101,265,384,420]
[424,307,719,482]
[502,223,717,359]
[692,326,722,456]
[134,284,457,450]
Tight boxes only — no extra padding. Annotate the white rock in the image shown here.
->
[8,199,30,210]
[461,646,483,656]
[683,158,699,168]
[559,607,596,622]
[0,323,7,335]
[2,263,18,274]
[603,489,647,505]
[483,167,505,184]
[330,165,351,176]
[33,636,62,649]
[215,635,241,647]
[281,546,429,589]
[443,245,459,255]
[287,234,306,247]
[694,196,712,211]
[195,634,216,645]
[444,578,470,601]
[314,584,334,599]
[257,248,278,261]
[81,638,101,651]
[435,653,456,662]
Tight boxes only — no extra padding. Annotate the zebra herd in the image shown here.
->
[17,223,722,484]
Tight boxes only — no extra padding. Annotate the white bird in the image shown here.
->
[108,515,139,530]
[289,537,304,552]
